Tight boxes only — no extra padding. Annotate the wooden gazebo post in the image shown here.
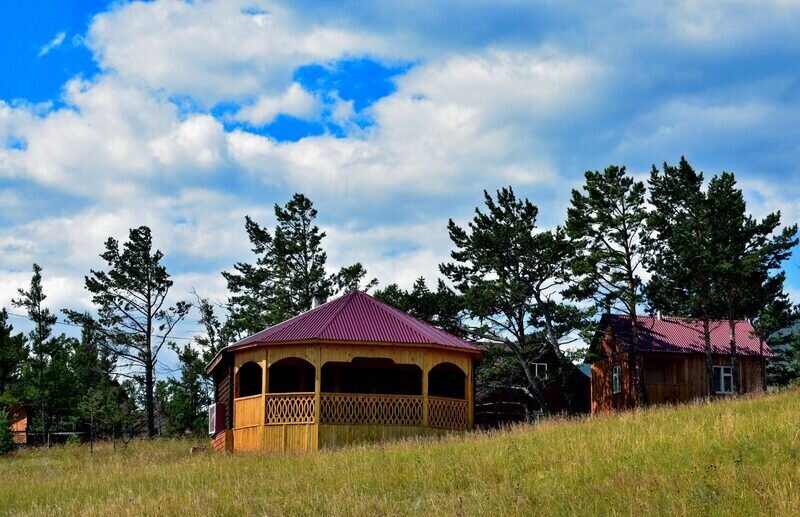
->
[314,349,322,425]
[422,353,429,426]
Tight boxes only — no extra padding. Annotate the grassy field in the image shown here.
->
[1,390,798,516]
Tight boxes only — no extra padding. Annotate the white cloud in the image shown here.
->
[234,82,319,126]
[86,0,388,106]
[230,50,604,196]
[37,31,66,57]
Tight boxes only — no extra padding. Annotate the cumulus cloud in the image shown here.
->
[86,0,388,106]
[230,50,604,197]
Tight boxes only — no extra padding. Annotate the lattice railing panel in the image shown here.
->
[265,393,315,424]
[320,393,423,426]
[428,397,468,429]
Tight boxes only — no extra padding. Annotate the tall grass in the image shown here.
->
[1,390,798,516]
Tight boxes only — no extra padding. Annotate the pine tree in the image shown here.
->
[224,193,375,338]
[647,157,721,397]
[441,187,586,414]
[0,308,27,398]
[84,226,190,438]
[566,166,651,406]
[12,264,57,443]
[707,173,798,394]
[374,278,465,337]
[224,194,332,337]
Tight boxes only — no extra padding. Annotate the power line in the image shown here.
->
[5,310,200,341]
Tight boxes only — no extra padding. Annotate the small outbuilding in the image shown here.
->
[7,404,30,445]
[206,290,481,453]
[589,314,769,412]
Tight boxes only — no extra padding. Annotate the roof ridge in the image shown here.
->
[316,290,359,337]
[360,290,446,344]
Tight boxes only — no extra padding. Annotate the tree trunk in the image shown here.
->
[702,315,714,399]
[729,316,740,395]
[629,314,649,407]
[759,337,767,392]
[145,355,155,438]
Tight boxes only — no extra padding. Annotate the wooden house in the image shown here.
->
[589,314,768,413]
[7,404,30,445]
[206,290,481,453]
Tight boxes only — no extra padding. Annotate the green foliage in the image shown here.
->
[12,264,59,436]
[84,226,190,438]
[566,165,650,315]
[705,172,798,391]
[163,343,210,437]
[224,193,378,339]
[333,262,378,294]
[0,415,13,456]
[647,157,721,318]
[441,187,586,413]
[0,309,27,400]
[374,277,464,337]
[223,194,332,336]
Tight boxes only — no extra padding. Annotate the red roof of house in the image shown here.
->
[601,314,770,356]
[231,290,479,352]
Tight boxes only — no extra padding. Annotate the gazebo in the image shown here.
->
[206,290,480,453]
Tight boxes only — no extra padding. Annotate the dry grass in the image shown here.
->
[1,390,799,516]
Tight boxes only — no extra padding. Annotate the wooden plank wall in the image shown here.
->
[592,350,767,413]
[591,353,635,413]
[318,424,452,449]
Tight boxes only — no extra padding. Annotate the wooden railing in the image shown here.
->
[428,396,468,429]
[320,393,423,426]
[233,394,263,428]
[646,383,690,404]
[235,393,469,429]
[265,393,315,424]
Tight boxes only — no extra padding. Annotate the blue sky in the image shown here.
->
[2,1,800,371]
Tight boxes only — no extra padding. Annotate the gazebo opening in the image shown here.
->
[322,358,422,395]
[237,362,263,397]
[269,357,315,393]
[428,363,466,399]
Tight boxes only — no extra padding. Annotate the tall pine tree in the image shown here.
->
[566,166,651,406]
[12,264,58,442]
[84,226,190,438]
[441,187,585,414]
[707,173,797,394]
[647,157,721,397]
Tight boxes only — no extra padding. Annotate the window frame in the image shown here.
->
[713,365,733,395]
[612,364,622,394]
[532,362,548,379]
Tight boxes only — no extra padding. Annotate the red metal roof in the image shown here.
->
[232,290,480,352]
[602,314,770,356]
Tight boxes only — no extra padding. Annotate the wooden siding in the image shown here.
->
[591,350,767,413]
[233,395,262,428]
[9,407,28,445]
[211,429,233,452]
[318,424,453,449]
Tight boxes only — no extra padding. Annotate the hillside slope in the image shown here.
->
[1,390,798,516]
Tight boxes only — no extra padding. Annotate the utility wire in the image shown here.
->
[5,310,200,341]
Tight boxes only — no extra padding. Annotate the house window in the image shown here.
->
[612,364,621,394]
[713,366,733,394]
[532,363,548,379]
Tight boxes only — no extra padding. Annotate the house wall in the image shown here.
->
[591,353,636,413]
[9,407,28,445]
[591,346,767,413]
